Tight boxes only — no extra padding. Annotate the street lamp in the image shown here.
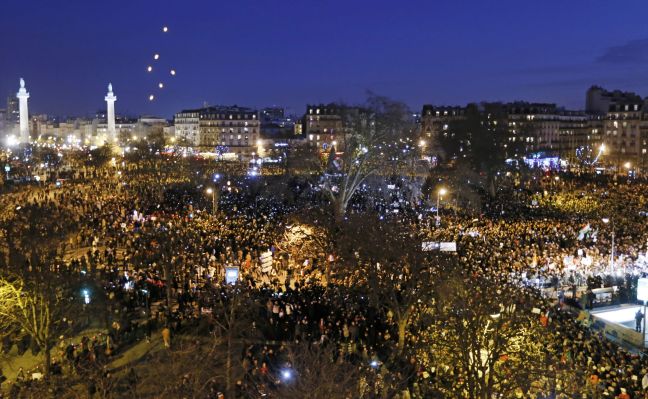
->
[593,143,606,167]
[206,187,217,215]
[437,187,447,223]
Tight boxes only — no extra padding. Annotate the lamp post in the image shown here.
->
[624,161,632,178]
[206,187,217,215]
[592,143,605,173]
[436,187,447,224]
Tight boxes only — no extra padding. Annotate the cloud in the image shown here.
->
[596,38,648,64]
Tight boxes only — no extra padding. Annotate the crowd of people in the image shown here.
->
[1,153,648,397]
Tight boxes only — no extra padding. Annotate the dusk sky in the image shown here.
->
[2,0,648,118]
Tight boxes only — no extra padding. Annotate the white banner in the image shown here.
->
[439,242,457,252]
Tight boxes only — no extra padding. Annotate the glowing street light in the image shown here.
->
[280,368,294,382]
[624,161,632,169]
[206,187,217,214]
[437,187,447,221]
[593,143,606,165]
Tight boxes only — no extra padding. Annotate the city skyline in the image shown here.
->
[2,0,648,118]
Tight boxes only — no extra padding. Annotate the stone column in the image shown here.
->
[105,83,117,142]
[16,78,30,144]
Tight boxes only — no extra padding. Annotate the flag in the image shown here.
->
[577,224,591,240]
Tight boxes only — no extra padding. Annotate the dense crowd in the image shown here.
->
[1,156,648,398]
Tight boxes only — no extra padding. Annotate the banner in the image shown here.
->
[260,251,273,273]
[422,242,440,251]
[439,242,457,252]
[422,242,456,252]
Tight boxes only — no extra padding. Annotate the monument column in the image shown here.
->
[105,83,117,141]
[16,78,30,144]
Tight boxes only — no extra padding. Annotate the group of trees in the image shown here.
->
[277,181,554,398]
[0,201,85,378]
[435,103,530,198]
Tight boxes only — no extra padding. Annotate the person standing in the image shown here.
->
[635,309,644,332]
[162,325,171,349]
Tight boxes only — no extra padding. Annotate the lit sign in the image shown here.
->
[638,278,648,302]
[225,267,239,284]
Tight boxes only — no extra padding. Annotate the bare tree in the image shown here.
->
[136,337,225,398]
[0,273,78,376]
[320,95,416,222]
[206,284,262,398]
[425,264,549,398]
[254,341,363,399]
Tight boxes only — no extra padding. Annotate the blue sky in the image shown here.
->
[1,0,648,118]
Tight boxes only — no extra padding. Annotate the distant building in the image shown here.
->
[0,109,6,133]
[421,102,599,165]
[6,96,18,123]
[294,120,303,136]
[174,105,260,155]
[506,102,592,160]
[174,109,201,145]
[260,107,297,138]
[586,86,648,170]
[603,101,646,167]
[200,106,259,153]
[420,105,467,160]
[302,103,371,152]
[586,86,643,115]
[304,104,343,152]
[261,107,285,122]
